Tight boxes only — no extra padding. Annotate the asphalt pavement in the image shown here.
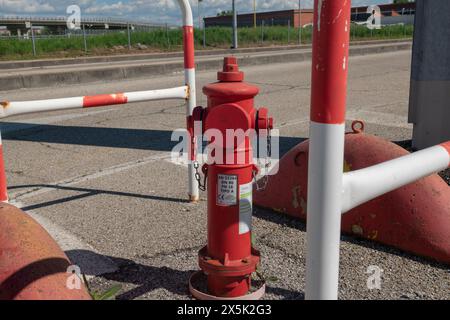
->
[1,49,449,300]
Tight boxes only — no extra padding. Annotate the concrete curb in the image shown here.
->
[0,42,412,92]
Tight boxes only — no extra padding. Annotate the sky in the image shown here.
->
[0,0,395,25]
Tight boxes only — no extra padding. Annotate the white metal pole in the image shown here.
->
[83,24,88,53]
[307,123,345,300]
[253,0,257,28]
[288,19,291,44]
[203,18,206,48]
[232,0,238,49]
[127,22,131,50]
[30,22,36,56]
[261,20,264,44]
[198,0,202,30]
[298,0,302,44]
[165,23,170,48]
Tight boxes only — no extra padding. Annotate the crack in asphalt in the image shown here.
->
[135,245,202,262]
[350,67,409,81]
[38,141,80,154]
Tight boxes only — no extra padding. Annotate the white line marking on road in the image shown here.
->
[10,152,172,201]
[275,117,310,129]
[10,200,118,278]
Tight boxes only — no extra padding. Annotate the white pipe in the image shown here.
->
[306,122,346,300]
[126,86,187,103]
[1,97,83,117]
[342,144,450,214]
[232,0,238,49]
[0,86,188,118]
[177,0,194,27]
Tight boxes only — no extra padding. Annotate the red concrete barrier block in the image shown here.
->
[254,132,450,264]
[0,203,91,300]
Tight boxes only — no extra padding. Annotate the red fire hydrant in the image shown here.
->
[189,57,273,298]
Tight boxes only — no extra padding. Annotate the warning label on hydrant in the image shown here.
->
[217,174,237,206]
[239,182,252,234]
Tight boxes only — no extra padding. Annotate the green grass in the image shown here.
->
[350,23,414,40]
[0,24,414,60]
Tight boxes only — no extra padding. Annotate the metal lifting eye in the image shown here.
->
[351,120,365,134]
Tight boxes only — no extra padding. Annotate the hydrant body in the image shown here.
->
[192,57,273,298]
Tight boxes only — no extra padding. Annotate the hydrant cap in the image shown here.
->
[218,56,244,82]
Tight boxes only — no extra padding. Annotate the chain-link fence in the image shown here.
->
[0,10,415,59]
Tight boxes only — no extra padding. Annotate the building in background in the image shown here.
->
[0,17,161,36]
[0,26,11,36]
[205,9,313,28]
[204,2,416,28]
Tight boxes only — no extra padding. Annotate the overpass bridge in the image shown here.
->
[0,16,166,36]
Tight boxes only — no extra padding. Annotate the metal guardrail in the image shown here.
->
[0,33,128,41]
[0,15,165,27]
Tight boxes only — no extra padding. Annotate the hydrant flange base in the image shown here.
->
[189,271,266,300]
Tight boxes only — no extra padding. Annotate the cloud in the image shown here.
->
[0,0,395,24]
[85,1,133,15]
[0,0,55,13]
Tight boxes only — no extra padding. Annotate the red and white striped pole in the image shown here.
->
[0,131,8,202]
[306,0,351,300]
[0,86,188,118]
[178,0,199,202]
